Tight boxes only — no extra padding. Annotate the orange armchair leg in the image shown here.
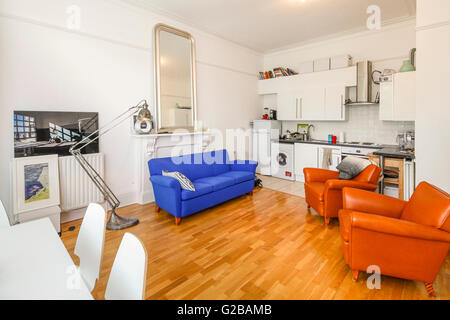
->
[324,216,331,225]
[352,270,359,282]
[424,282,436,297]
[175,217,182,226]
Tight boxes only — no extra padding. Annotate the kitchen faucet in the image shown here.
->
[307,124,315,141]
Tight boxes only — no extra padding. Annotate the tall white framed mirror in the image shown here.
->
[153,24,197,133]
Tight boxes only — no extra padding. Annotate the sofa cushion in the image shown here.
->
[306,182,325,201]
[218,171,254,184]
[194,175,235,192]
[181,182,214,201]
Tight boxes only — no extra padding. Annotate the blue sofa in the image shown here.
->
[148,150,258,225]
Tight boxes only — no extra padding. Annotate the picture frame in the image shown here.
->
[13,154,60,214]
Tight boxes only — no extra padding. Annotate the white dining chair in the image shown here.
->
[105,232,147,300]
[74,203,106,292]
[0,200,11,228]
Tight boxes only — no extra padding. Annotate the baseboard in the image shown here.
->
[61,191,145,223]
[138,191,155,205]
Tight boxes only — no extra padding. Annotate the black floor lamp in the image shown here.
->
[70,100,152,230]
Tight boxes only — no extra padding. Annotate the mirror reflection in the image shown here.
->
[154,25,197,133]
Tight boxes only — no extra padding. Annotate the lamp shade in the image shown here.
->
[137,104,152,121]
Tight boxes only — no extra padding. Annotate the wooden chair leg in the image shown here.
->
[249,190,254,196]
[307,204,311,209]
[324,216,331,225]
[155,206,161,213]
[352,270,359,282]
[424,282,436,297]
[175,217,182,226]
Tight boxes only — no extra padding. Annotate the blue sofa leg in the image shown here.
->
[175,217,182,226]
[249,190,253,196]
[155,206,161,213]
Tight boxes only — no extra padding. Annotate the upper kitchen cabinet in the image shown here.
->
[277,92,298,120]
[300,87,326,120]
[260,66,355,121]
[324,85,346,120]
[277,85,346,121]
[380,72,416,121]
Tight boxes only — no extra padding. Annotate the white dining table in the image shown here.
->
[0,218,93,300]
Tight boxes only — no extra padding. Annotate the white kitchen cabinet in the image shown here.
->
[299,87,325,120]
[324,85,346,120]
[294,143,319,182]
[277,86,347,121]
[380,72,416,121]
[277,92,297,120]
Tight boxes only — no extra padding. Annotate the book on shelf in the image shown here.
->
[258,67,298,80]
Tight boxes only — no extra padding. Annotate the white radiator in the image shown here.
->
[59,153,105,212]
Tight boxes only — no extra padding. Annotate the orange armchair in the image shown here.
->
[303,165,381,224]
[339,182,450,296]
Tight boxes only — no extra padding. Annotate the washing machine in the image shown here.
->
[271,142,295,181]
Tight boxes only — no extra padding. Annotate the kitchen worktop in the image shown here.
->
[373,147,415,160]
[278,139,385,149]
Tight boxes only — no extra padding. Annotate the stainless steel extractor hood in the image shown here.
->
[346,61,378,106]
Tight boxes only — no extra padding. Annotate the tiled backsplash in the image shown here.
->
[281,105,415,145]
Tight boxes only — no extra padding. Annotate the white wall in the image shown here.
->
[262,20,417,145]
[415,0,450,191]
[0,0,263,221]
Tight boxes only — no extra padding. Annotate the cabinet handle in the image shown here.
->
[295,98,299,118]
[299,98,303,119]
[340,95,344,119]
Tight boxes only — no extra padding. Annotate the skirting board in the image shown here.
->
[61,191,142,223]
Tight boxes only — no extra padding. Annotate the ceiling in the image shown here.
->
[123,0,416,53]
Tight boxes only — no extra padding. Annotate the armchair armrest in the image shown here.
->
[342,188,407,219]
[150,175,181,190]
[303,168,339,183]
[325,179,376,194]
[230,160,258,173]
[350,211,450,243]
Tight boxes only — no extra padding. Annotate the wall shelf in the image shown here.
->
[258,66,357,95]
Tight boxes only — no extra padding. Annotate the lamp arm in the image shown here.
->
[68,99,149,220]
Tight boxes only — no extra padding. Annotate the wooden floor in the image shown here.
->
[60,187,450,300]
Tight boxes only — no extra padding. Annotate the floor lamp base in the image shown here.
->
[106,211,139,230]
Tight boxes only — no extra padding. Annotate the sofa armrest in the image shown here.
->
[342,188,407,219]
[150,175,182,217]
[304,168,339,183]
[349,211,450,243]
[230,160,258,173]
[150,175,181,190]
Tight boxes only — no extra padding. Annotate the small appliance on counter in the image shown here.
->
[397,131,415,151]
[262,108,277,120]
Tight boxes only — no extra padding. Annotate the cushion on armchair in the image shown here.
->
[336,156,372,180]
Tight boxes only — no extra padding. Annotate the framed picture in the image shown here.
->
[13,155,60,214]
